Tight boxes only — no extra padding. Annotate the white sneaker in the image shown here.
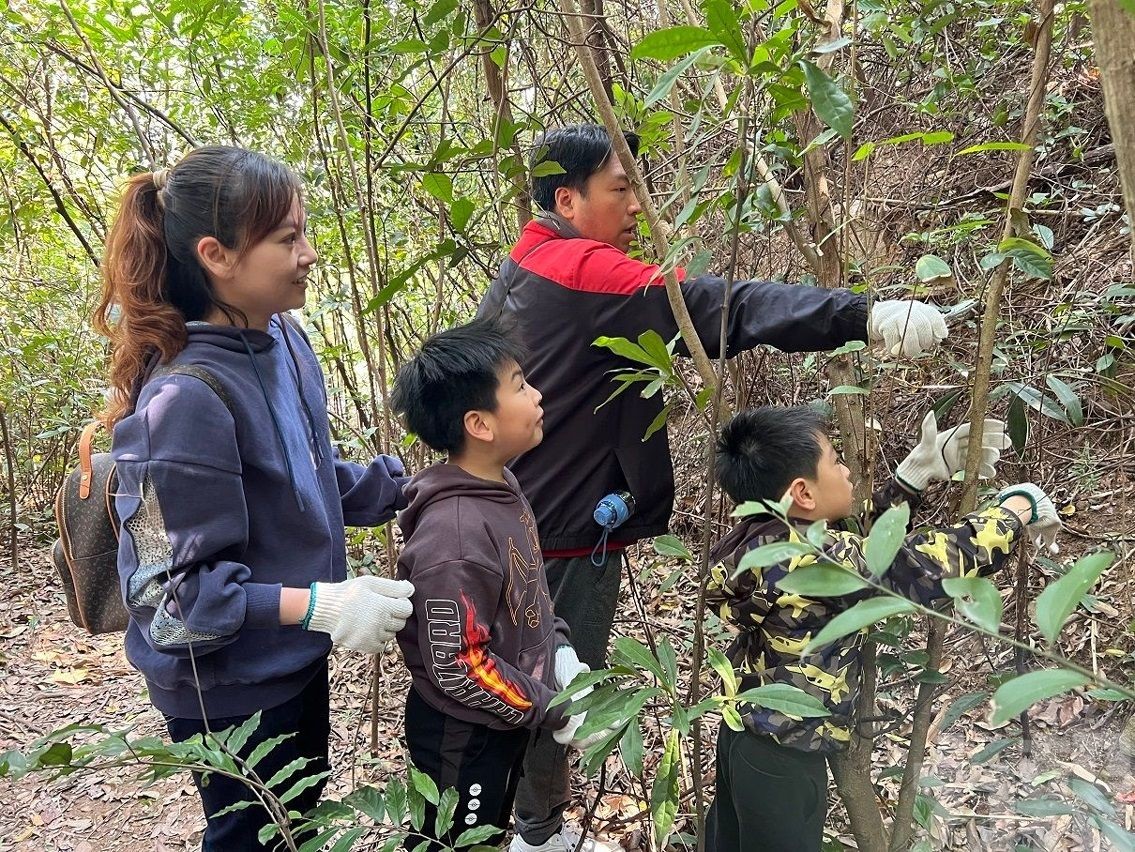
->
[509,825,621,852]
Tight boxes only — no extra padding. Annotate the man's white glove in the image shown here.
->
[998,483,1061,554]
[303,575,414,653]
[896,411,1010,491]
[869,300,948,357]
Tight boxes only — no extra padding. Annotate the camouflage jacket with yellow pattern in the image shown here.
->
[705,481,1023,754]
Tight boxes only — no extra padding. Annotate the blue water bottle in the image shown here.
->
[593,491,636,530]
[591,490,636,565]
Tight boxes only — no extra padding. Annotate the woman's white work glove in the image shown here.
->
[998,483,1062,554]
[896,411,1010,492]
[552,645,610,751]
[869,300,948,357]
[303,575,414,653]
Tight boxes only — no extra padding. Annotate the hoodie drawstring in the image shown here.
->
[278,316,325,465]
[240,330,306,513]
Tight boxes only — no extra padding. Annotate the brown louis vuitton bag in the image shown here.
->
[51,365,233,634]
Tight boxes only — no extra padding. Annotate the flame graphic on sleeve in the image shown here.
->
[456,592,533,711]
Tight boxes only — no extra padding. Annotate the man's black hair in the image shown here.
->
[530,124,640,213]
[715,406,830,503]
[391,317,527,454]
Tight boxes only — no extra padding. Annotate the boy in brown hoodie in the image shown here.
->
[392,318,597,850]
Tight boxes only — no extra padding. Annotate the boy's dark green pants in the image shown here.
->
[706,724,828,852]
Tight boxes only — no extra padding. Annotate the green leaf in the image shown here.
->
[637,330,675,371]
[592,335,659,367]
[997,236,1053,280]
[1015,797,1076,817]
[653,534,693,561]
[970,736,1016,764]
[942,576,1003,634]
[385,778,408,824]
[804,597,916,653]
[454,825,504,847]
[612,636,666,682]
[530,160,565,177]
[265,756,313,789]
[619,719,645,776]
[327,828,367,852]
[38,742,73,766]
[631,26,722,61]
[800,60,854,139]
[735,683,831,718]
[829,340,867,357]
[939,691,988,731]
[864,503,910,577]
[642,402,672,442]
[297,828,339,852]
[644,50,709,108]
[421,172,453,204]
[281,771,329,803]
[774,563,870,597]
[736,541,811,573]
[223,712,262,756]
[1045,375,1084,427]
[702,0,746,65]
[1095,816,1135,851]
[708,645,739,696]
[1035,551,1114,643]
[343,785,385,822]
[915,254,953,283]
[423,0,458,27]
[435,786,459,838]
[957,141,1032,155]
[1006,381,1070,425]
[649,731,681,848]
[828,384,869,395]
[449,197,475,231]
[990,669,1089,724]
[409,765,440,806]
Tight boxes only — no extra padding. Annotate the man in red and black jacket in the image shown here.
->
[476,123,948,852]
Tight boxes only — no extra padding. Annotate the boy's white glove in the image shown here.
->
[304,575,414,653]
[555,645,590,690]
[553,710,614,752]
[869,300,948,357]
[998,483,1062,554]
[896,411,1010,491]
[553,645,602,750]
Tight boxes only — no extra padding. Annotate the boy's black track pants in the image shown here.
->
[404,686,531,851]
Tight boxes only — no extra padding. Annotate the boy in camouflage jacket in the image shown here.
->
[704,405,1061,852]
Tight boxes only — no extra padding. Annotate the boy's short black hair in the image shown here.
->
[530,124,641,213]
[392,317,527,454]
[716,406,830,503]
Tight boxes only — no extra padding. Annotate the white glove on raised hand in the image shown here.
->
[869,300,948,357]
[896,411,1010,491]
[303,575,414,653]
[998,482,1061,554]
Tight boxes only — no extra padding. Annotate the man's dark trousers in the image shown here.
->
[512,551,624,843]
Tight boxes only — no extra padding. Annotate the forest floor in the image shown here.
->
[3,466,1135,852]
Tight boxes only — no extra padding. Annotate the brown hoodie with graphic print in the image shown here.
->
[396,463,571,731]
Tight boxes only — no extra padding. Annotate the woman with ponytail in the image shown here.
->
[98,146,414,849]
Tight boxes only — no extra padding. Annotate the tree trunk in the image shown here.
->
[1088,1,1135,266]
